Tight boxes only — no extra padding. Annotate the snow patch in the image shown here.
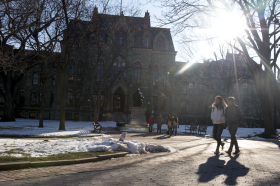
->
[0,138,177,157]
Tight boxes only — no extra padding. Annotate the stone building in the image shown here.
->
[1,10,278,128]
[4,9,177,122]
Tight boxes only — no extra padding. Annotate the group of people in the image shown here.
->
[148,114,179,136]
[147,95,242,155]
[211,95,242,156]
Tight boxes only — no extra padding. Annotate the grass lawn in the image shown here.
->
[0,151,121,163]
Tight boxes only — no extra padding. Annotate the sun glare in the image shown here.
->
[210,8,246,41]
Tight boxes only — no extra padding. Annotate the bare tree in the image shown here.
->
[153,0,280,135]
[0,0,61,121]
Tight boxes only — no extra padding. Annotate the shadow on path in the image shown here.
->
[197,154,249,185]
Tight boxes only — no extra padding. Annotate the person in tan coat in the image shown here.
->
[157,114,164,134]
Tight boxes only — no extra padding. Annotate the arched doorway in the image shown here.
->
[113,87,125,112]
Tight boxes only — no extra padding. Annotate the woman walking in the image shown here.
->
[211,95,227,154]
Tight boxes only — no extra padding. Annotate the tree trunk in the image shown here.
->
[93,93,101,124]
[1,73,16,122]
[59,62,66,130]
[269,77,280,115]
[1,93,15,122]
[39,80,46,128]
[258,72,276,135]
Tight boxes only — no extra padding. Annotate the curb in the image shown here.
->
[0,152,129,171]
[0,134,103,138]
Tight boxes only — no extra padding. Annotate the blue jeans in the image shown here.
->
[213,124,224,150]
[228,124,239,152]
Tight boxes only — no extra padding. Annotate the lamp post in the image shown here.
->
[88,99,90,121]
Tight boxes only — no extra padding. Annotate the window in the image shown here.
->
[32,73,39,85]
[77,59,84,82]
[38,92,42,106]
[145,35,149,47]
[102,32,108,44]
[157,36,165,50]
[31,92,38,106]
[67,91,73,106]
[153,96,158,111]
[0,94,4,104]
[122,33,127,45]
[19,90,25,106]
[199,84,204,94]
[181,100,186,112]
[113,56,126,77]
[187,103,194,113]
[101,92,105,107]
[159,96,166,111]
[69,59,75,82]
[91,34,97,43]
[182,85,187,94]
[153,65,159,86]
[52,74,56,85]
[93,91,98,103]
[50,93,54,106]
[75,92,81,106]
[29,112,36,119]
[97,59,104,79]
[135,30,143,47]
[189,83,194,94]
[134,62,141,81]
[115,33,120,45]
[162,66,167,87]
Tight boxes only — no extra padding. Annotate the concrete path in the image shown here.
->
[0,132,280,186]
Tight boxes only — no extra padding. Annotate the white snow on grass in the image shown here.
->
[0,138,177,157]
[0,119,116,137]
[0,119,278,139]
[175,125,280,138]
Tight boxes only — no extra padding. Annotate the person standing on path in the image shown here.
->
[225,97,242,156]
[173,115,179,136]
[166,115,171,135]
[211,95,227,154]
[167,115,174,136]
[157,114,164,134]
[148,114,154,133]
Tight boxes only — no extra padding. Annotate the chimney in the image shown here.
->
[144,10,150,28]
[93,6,98,15]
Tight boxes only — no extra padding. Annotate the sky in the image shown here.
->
[140,1,188,62]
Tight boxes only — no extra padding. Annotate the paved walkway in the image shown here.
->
[0,132,280,186]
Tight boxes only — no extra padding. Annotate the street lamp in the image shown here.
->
[88,99,90,121]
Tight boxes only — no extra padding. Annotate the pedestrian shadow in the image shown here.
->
[224,155,249,185]
[197,154,249,185]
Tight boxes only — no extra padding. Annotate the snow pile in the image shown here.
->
[0,138,178,157]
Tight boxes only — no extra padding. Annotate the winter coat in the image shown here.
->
[157,117,164,128]
[225,104,243,126]
[211,103,227,124]
[148,117,154,125]
[167,119,173,128]
[173,118,178,127]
